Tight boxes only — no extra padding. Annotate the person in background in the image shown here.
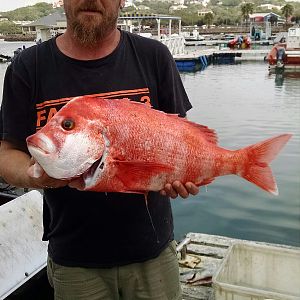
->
[0,0,199,299]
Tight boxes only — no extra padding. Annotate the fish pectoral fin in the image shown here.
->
[195,178,215,187]
[114,160,173,188]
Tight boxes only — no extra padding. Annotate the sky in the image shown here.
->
[0,0,53,12]
[1,0,300,12]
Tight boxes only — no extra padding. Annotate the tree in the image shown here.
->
[0,21,22,34]
[241,2,254,26]
[203,12,214,28]
[281,4,294,28]
[1,2,54,21]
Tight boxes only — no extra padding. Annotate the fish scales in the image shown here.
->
[26,96,292,195]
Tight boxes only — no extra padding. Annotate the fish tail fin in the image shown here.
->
[238,134,292,195]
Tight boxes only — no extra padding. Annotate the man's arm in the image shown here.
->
[0,140,69,189]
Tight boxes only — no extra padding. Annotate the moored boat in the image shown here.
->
[227,35,251,49]
[267,26,300,71]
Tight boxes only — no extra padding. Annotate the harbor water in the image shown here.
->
[175,61,300,247]
[1,41,299,247]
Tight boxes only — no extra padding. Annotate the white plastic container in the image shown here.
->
[0,190,48,300]
[213,242,300,300]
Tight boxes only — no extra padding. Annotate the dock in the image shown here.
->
[174,48,269,62]
[185,40,274,47]
[177,232,300,300]
[1,191,299,299]
[173,48,270,71]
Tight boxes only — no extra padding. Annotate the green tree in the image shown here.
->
[290,8,300,24]
[281,4,294,27]
[0,21,22,34]
[203,12,214,28]
[241,2,254,26]
[1,2,54,21]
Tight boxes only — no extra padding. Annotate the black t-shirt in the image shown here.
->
[0,30,192,267]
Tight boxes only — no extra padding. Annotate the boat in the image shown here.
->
[267,26,300,71]
[182,29,205,42]
[227,35,251,49]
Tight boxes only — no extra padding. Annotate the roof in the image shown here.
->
[119,14,181,21]
[249,12,281,18]
[29,11,66,27]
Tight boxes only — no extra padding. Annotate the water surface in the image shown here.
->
[174,61,300,247]
[1,42,299,246]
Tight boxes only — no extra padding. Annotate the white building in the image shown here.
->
[169,4,188,12]
[174,0,185,4]
[258,4,282,11]
[52,0,63,8]
[125,0,134,7]
[198,9,213,16]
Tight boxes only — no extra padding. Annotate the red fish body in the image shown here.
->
[26,96,291,195]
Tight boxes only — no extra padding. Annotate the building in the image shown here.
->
[169,4,188,12]
[249,12,284,40]
[258,4,282,11]
[197,9,213,16]
[24,12,67,42]
[52,0,64,8]
[136,5,151,10]
[125,0,135,7]
[0,16,9,22]
[174,0,185,4]
[249,12,283,24]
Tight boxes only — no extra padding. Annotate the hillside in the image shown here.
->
[0,0,299,28]
[0,2,59,21]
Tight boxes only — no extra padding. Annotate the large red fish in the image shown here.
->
[26,96,291,195]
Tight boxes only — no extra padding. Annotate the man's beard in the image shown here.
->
[67,1,119,47]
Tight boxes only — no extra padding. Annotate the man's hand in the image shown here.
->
[160,181,199,199]
[27,158,70,189]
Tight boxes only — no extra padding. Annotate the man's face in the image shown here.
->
[64,0,122,46]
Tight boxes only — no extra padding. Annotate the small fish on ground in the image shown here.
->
[26,96,292,195]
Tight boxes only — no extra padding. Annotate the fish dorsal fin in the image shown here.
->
[113,98,218,145]
[188,123,218,145]
[167,115,218,145]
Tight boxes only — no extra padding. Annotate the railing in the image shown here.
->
[155,35,185,56]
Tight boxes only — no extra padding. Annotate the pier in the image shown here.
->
[178,232,300,300]
[173,48,270,71]
[1,191,299,299]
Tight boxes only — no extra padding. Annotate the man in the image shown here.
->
[0,0,199,299]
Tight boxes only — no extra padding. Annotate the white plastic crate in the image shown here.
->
[213,242,300,300]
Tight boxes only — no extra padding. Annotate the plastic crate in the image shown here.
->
[213,242,300,300]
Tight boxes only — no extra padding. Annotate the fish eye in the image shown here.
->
[62,119,75,131]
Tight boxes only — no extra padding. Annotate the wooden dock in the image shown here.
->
[177,232,300,300]
[185,40,273,47]
[1,191,299,299]
[174,48,270,63]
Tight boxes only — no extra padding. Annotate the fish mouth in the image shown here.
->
[27,133,56,155]
[27,142,49,155]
